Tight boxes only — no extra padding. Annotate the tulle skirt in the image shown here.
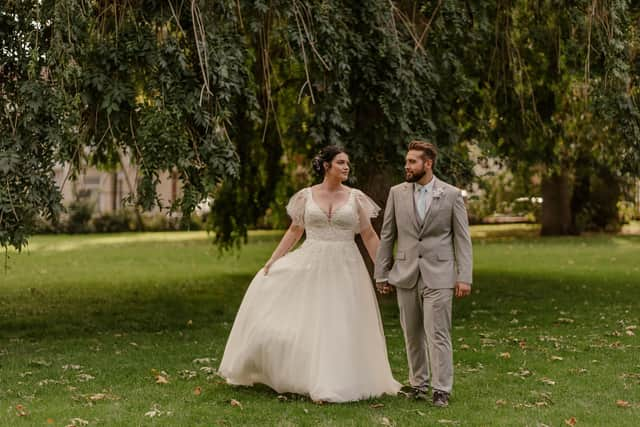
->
[218,239,401,402]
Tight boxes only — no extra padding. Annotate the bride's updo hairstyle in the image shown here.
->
[311,145,347,179]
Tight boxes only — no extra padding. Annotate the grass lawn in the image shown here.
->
[1,226,639,426]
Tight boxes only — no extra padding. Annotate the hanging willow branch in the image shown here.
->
[191,0,212,103]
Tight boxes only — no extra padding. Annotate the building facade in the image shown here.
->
[53,156,181,213]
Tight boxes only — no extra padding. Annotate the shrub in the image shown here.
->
[66,199,95,233]
[92,210,136,233]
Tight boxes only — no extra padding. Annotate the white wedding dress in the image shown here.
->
[218,187,401,402]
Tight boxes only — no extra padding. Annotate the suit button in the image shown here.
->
[418,254,422,258]
[419,238,423,242]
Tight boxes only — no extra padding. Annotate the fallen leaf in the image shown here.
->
[187,320,193,326]
[495,399,507,405]
[145,409,161,418]
[62,364,82,371]
[89,393,106,401]
[557,318,575,324]
[29,359,51,367]
[15,404,28,417]
[508,367,533,379]
[625,330,635,336]
[381,417,393,426]
[47,419,55,424]
[68,417,89,426]
[230,399,243,409]
[144,404,171,418]
[194,386,202,396]
[370,403,385,409]
[193,357,214,364]
[179,369,197,380]
[500,352,511,359]
[565,417,577,426]
[551,356,564,361]
[303,408,309,414]
[540,377,556,386]
[76,373,95,382]
[156,375,169,384]
[38,378,67,386]
[616,400,630,408]
[519,341,527,349]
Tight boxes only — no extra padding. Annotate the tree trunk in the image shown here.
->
[541,171,572,235]
[569,161,591,235]
[587,168,621,232]
[356,164,400,277]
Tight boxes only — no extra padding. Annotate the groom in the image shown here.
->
[374,140,473,407]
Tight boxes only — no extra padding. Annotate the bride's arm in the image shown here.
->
[360,225,380,262]
[263,224,305,274]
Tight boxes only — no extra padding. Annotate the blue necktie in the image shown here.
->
[417,187,428,221]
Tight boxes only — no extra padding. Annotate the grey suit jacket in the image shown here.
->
[374,178,473,289]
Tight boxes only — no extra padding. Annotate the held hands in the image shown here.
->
[455,282,471,298]
[376,281,394,295]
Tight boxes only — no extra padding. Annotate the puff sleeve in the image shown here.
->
[286,188,308,227]
[354,189,382,232]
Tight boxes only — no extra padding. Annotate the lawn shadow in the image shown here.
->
[0,272,254,340]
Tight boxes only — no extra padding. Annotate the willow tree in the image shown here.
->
[476,0,640,234]
[2,1,479,253]
[5,1,636,254]
[209,1,479,243]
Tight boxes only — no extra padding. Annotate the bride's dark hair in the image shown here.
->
[311,145,347,179]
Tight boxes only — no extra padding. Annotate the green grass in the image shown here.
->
[1,227,639,426]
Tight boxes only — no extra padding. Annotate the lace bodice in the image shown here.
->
[286,187,381,241]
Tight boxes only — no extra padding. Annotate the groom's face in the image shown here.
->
[405,150,431,182]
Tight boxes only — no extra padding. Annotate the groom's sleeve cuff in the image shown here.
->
[374,274,389,283]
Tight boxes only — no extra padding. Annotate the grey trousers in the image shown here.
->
[396,275,454,393]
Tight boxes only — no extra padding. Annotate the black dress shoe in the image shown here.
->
[400,385,428,400]
[432,390,450,407]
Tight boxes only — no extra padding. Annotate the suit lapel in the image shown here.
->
[402,182,421,232]
[420,177,441,235]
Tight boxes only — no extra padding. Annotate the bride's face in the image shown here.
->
[324,153,350,182]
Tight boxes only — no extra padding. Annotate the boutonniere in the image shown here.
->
[432,188,445,199]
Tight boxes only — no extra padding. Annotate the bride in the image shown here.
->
[218,145,401,402]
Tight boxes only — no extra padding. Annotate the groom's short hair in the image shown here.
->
[408,140,437,167]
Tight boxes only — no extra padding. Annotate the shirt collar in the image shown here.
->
[414,177,435,193]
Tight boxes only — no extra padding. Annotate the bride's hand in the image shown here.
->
[264,260,274,275]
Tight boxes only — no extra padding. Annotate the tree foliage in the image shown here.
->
[2,1,639,253]
[474,0,640,233]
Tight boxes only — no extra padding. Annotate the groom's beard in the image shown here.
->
[405,169,426,183]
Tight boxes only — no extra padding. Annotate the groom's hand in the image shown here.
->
[376,281,394,295]
[455,282,471,298]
